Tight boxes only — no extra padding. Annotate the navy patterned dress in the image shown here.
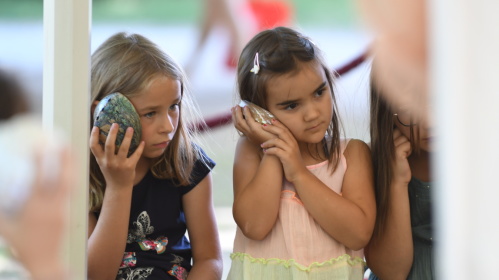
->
[108,148,215,280]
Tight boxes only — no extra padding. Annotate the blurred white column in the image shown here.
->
[43,0,91,278]
[430,1,499,279]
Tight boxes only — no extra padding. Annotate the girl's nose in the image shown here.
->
[160,116,175,134]
[304,103,320,122]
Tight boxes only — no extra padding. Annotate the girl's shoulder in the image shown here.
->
[189,143,215,175]
[327,137,369,154]
[343,138,369,149]
[340,138,371,168]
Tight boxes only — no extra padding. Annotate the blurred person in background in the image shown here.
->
[0,68,72,280]
[185,0,294,73]
[356,0,429,123]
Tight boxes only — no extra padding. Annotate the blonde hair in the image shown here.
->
[89,32,207,212]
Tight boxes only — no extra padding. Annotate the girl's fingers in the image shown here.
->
[232,106,249,132]
[261,119,292,142]
[117,127,134,157]
[104,123,119,156]
[242,107,261,128]
[393,129,409,145]
[261,137,288,151]
[393,129,412,157]
[128,140,145,163]
[393,135,408,147]
[89,126,103,157]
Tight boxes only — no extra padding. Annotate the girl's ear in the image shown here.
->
[90,100,100,118]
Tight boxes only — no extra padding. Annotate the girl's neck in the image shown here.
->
[408,150,431,182]
[134,157,153,185]
[299,141,327,166]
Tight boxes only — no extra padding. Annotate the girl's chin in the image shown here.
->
[142,150,165,160]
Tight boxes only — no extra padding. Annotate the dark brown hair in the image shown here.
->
[370,67,420,237]
[237,26,342,167]
[0,69,29,120]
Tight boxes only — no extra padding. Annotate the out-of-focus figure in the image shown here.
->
[0,69,72,280]
[356,0,428,122]
[185,0,294,73]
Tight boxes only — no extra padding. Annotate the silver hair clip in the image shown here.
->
[250,52,260,74]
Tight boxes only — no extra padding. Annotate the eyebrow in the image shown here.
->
[275,81,327,106]
[138,97,181,112]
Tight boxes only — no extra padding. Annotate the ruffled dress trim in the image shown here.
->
[228,252,365,280]
[230,252,365,271]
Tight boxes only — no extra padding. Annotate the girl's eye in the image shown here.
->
[315,88,326,97]
[285,103,298,110]
[144,112,155,118]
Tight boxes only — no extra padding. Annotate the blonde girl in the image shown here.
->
[87,32,222,280]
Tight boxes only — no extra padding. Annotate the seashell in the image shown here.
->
[93,92,142,155]
[239,100,275,125]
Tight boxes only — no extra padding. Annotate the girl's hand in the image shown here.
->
[260,119,307,183]
[392,128,412,185]
[90,123,145,188]
[232,105,275,145]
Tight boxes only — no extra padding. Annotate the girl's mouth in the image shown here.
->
[153,141,169,148]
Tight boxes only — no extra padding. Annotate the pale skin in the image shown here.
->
[357,0,428,124]
[365,111,432,280]
[87,75,222,280]
[231,61,376,249]
[0,148,72,280]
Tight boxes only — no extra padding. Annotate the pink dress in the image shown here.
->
[228,139,365,280]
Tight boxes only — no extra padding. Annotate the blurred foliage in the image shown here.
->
[0,0,357,27]
[0,0,43,20]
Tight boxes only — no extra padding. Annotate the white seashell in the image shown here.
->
[239,100,275,125]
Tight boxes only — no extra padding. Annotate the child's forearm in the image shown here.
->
[233,154,283,240]
[187,258,223,280]
[366,182,413,279]
[293,171,373,249]
[87,185,133,280]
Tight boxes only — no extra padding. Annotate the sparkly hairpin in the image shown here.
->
[250,52,260,74]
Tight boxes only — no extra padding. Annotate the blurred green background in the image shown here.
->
[1,0,358,27]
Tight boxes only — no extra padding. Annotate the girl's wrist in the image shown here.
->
[390,179,411,190]
[286,167,310,185]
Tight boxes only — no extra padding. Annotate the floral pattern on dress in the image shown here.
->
[167,254,188,280]
[120,252,137,268]
[127,211,154,244]
[168,264,188,280]
[116,267,153,280]
[138,236,168,254]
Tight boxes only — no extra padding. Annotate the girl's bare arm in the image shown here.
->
[231,105,284,240]
[260,120,376,250]
[87,125,145,280]
[365,129,414,279]
[183,173,223,280]
[293,139,376,250]
[365,181,413,280]
[232,137,283,240]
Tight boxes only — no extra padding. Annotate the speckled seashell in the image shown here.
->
[239,100,275,125]
[93,92,142,155]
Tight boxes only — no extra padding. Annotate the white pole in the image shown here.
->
[430,0,499,279]
[43,0,91,278]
